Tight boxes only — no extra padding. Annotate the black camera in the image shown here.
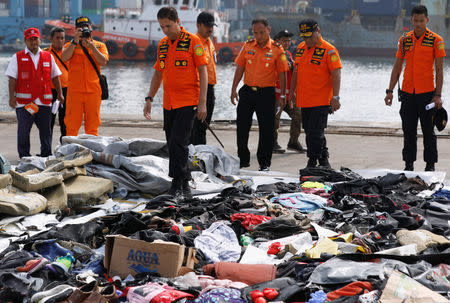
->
[81,27,92,38]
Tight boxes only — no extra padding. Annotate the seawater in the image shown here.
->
[1,52,450,123]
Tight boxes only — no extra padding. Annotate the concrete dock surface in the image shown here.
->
[1,112,449,175]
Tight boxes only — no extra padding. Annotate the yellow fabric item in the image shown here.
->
[301,181,325,189]
[305,237,339,258]
[329,233,353,243]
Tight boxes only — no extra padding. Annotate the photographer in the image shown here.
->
[61,16,108,136]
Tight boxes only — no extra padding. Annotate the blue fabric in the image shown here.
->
[270,192,341,213]
[433,189,450,200]
[33,239,73,262]
[189,288,246,303]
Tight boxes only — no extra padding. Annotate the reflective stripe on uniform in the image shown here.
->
[16,93,32,98]
[43,94,53,99]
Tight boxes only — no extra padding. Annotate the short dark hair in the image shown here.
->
[157,7,178,22]
[411,5,428,17]
[252,18,269,27]
[50,27,65,37]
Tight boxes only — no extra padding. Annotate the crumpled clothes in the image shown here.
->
[326,281,373,301]
[230,213,272,231]
[301,181,326,189]
[127,282,194,303]
[189,288,246,303]
[197,275,248,293]
[270,192,341,213]
[432,188,450,200]
[194,221,241,263]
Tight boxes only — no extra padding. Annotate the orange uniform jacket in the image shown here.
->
[153,27,207,110]
[198,35,217,85]
[294,37,342,108]
[45,46,68,88]
[235,38,289,87]
[396,28,445,94]
[63,40,109,93]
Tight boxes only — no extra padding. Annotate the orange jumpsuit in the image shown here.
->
[63,40,109,136]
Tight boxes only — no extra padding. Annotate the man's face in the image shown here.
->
[252,22,270,45]
[25,36,40,53]
[278,36,291,51]
[411,13,429,33]
[50,31,65,49]
[197,23,214,39]
[303,30,320,48]
[158,18,180,40]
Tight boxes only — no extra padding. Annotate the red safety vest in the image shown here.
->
[15,50,53,104]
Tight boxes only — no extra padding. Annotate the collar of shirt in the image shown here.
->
[253,38,272,50]
[24,47,42,70]
[24,46,41,56]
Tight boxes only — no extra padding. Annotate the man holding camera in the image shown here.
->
[61,16,108,137]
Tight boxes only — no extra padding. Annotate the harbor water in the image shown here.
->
[1,52,450,124]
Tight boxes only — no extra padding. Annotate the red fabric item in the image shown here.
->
[16,50,53,104]
[24,28,40,39]
[267,242,282,255]
[263,288,279,300]
[254,297,267,303]
[203,262,277,285]
[150,289,194,303]
[250,290,264,301]
[326,281,373,301]
[230,213,271,231]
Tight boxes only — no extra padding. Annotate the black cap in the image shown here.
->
[75,16,91,28]
[197,11,216,27]
[299,19,318,37]
[274,29,294,40]
[434,107,448,132]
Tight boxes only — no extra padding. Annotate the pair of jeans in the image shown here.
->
[301,105,330,160]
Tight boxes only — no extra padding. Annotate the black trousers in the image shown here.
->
[236,85,275,168]
[191,84,215,145]
[16,105,52,158]
[400,91,437,163]
[163,106,196,181]
[301,105,330,160]
[51,87,67,143]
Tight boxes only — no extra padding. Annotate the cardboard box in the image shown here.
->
[104,235,195,278]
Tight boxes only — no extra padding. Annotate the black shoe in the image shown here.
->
[318,157,331,168]
[273,142,285,154]
[181,180,193,199]
[404,162,414,171]
[425,162,435,171]
[259,166,270,171]
[167,179,182,197]
[287,141,305,153]
[240,162,250,169]
[306,158,317,168]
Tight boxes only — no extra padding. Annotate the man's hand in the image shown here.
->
[81,38,94,49]
[330,97,341,113]
[276,97,286,110]
[230,90,239,105]
[432,95,443,109]
[57,93,64,104]
[9,96,16,109]
[196,101,207,122]
[143,101,152,120]
[289,93,295,109]
[385,92,393,106]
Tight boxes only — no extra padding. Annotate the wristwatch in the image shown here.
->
[332,96,340,101]
[145,96,153,102]
[70,39,77,46]
[386,89,393,94]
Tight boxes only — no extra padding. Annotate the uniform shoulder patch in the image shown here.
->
[43,47,50,51]
[273,41,282,48]
[245,38,255,44]
[194,44,204,56]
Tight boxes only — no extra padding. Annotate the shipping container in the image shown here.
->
[357,0,401,16]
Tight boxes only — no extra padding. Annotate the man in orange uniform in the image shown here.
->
[44,27,68,142]
[144,7,208,199]
[273,29,304,154]
[230,18,289,171]
[5,28,63,158]
[385,5,444,172]
[191,11,217,145]
[62,16,109,136]
[289,19,342,169]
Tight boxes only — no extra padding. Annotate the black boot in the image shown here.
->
[306,158,317,168]
[404,162,414,171]
[318,157,331,168]
[425,162,435,171]
[181,179,193,200]
[167,178,182,197]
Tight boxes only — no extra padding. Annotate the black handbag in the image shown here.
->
[81,44,109,100]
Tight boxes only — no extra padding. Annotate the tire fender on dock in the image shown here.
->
[122,42,138,57]
[218,46,233,63]
[144,45,157,61]
[105,40,119,55]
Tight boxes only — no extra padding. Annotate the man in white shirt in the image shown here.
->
[5,28,63,158]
